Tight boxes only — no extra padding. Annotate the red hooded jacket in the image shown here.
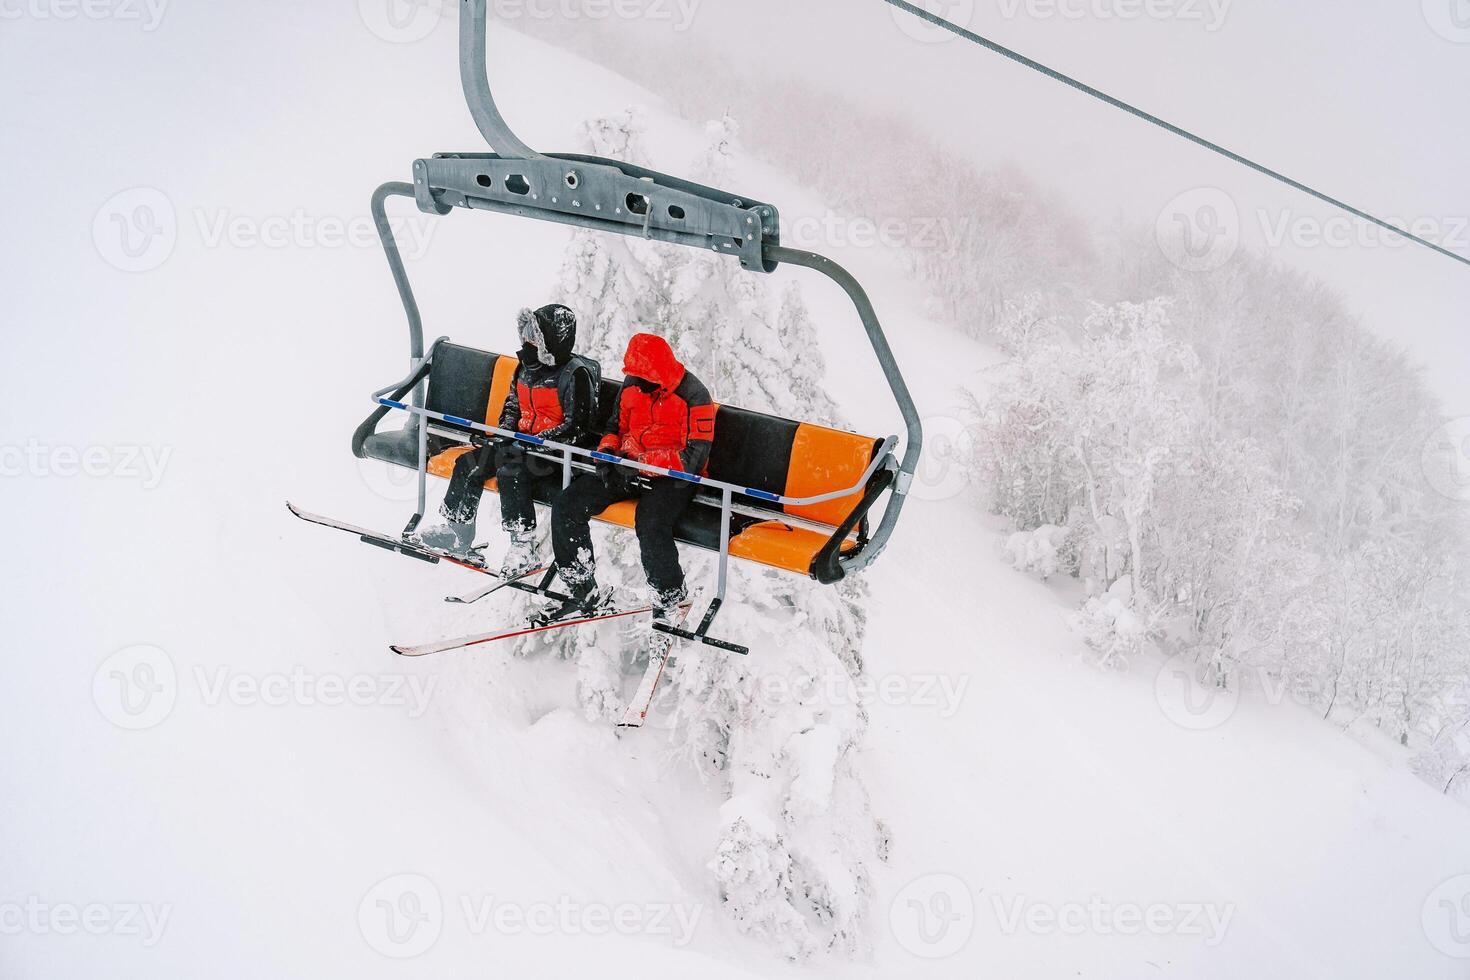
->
[598,333,716,474]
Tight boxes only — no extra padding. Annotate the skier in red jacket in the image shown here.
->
[545,332,716,621]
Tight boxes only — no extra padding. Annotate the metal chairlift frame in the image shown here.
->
[363,0,923,651]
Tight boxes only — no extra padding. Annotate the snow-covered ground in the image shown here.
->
[3,5,1469,978]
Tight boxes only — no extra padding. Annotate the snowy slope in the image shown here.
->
[2,5,1469,979]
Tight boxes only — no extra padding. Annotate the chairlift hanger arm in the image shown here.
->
[365,0,924,580]
[451,0,780,271]
[459,0,539,160]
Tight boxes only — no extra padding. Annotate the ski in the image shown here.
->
[390,603,672,658]
[286,501,493,575]
[617,605,692,730]
[445,567,550,605]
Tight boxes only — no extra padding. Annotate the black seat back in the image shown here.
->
[426,343,501,433]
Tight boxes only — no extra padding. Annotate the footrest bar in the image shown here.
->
[361,535,439,564]
[505,579,572,603]
[651,622,749,656]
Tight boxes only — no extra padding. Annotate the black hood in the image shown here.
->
[517,304,578,367]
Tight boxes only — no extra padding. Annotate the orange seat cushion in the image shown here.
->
[784,423,876,527]
[420,458,854,576]
[485,355,519,427]
[595,499,638,529]
[728,520,856,575]
[428,446,473,480]
[427,446,499,492]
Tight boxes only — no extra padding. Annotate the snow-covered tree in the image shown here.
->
[484,110,887,953]
[657,115,882,958]
[777,281,839,427]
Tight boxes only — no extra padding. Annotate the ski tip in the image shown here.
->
[389,645,412,657]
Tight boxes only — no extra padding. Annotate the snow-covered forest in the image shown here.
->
[8,6,1470,978]
[514,16,1470,808]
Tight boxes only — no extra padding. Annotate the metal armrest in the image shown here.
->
[352,357,436,459]
[809,460,898,585]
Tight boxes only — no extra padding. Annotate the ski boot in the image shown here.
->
[414,520,481,563]
[497,528,541,580]
[651,584,689,626]
[646,584,690,654]
[532,576,614,626]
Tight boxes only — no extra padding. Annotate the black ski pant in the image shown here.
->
[551,471,697,595]
[440,442,561,534]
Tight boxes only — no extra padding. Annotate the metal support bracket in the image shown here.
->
[414,154,779,273]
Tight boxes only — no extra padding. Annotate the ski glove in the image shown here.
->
[595,458,625,490]
[494,440,525,469]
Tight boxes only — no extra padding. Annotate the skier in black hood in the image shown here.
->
[418,304,601,575]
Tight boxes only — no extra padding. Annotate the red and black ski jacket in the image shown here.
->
[500,353,601,447]
[598,333,716,474]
